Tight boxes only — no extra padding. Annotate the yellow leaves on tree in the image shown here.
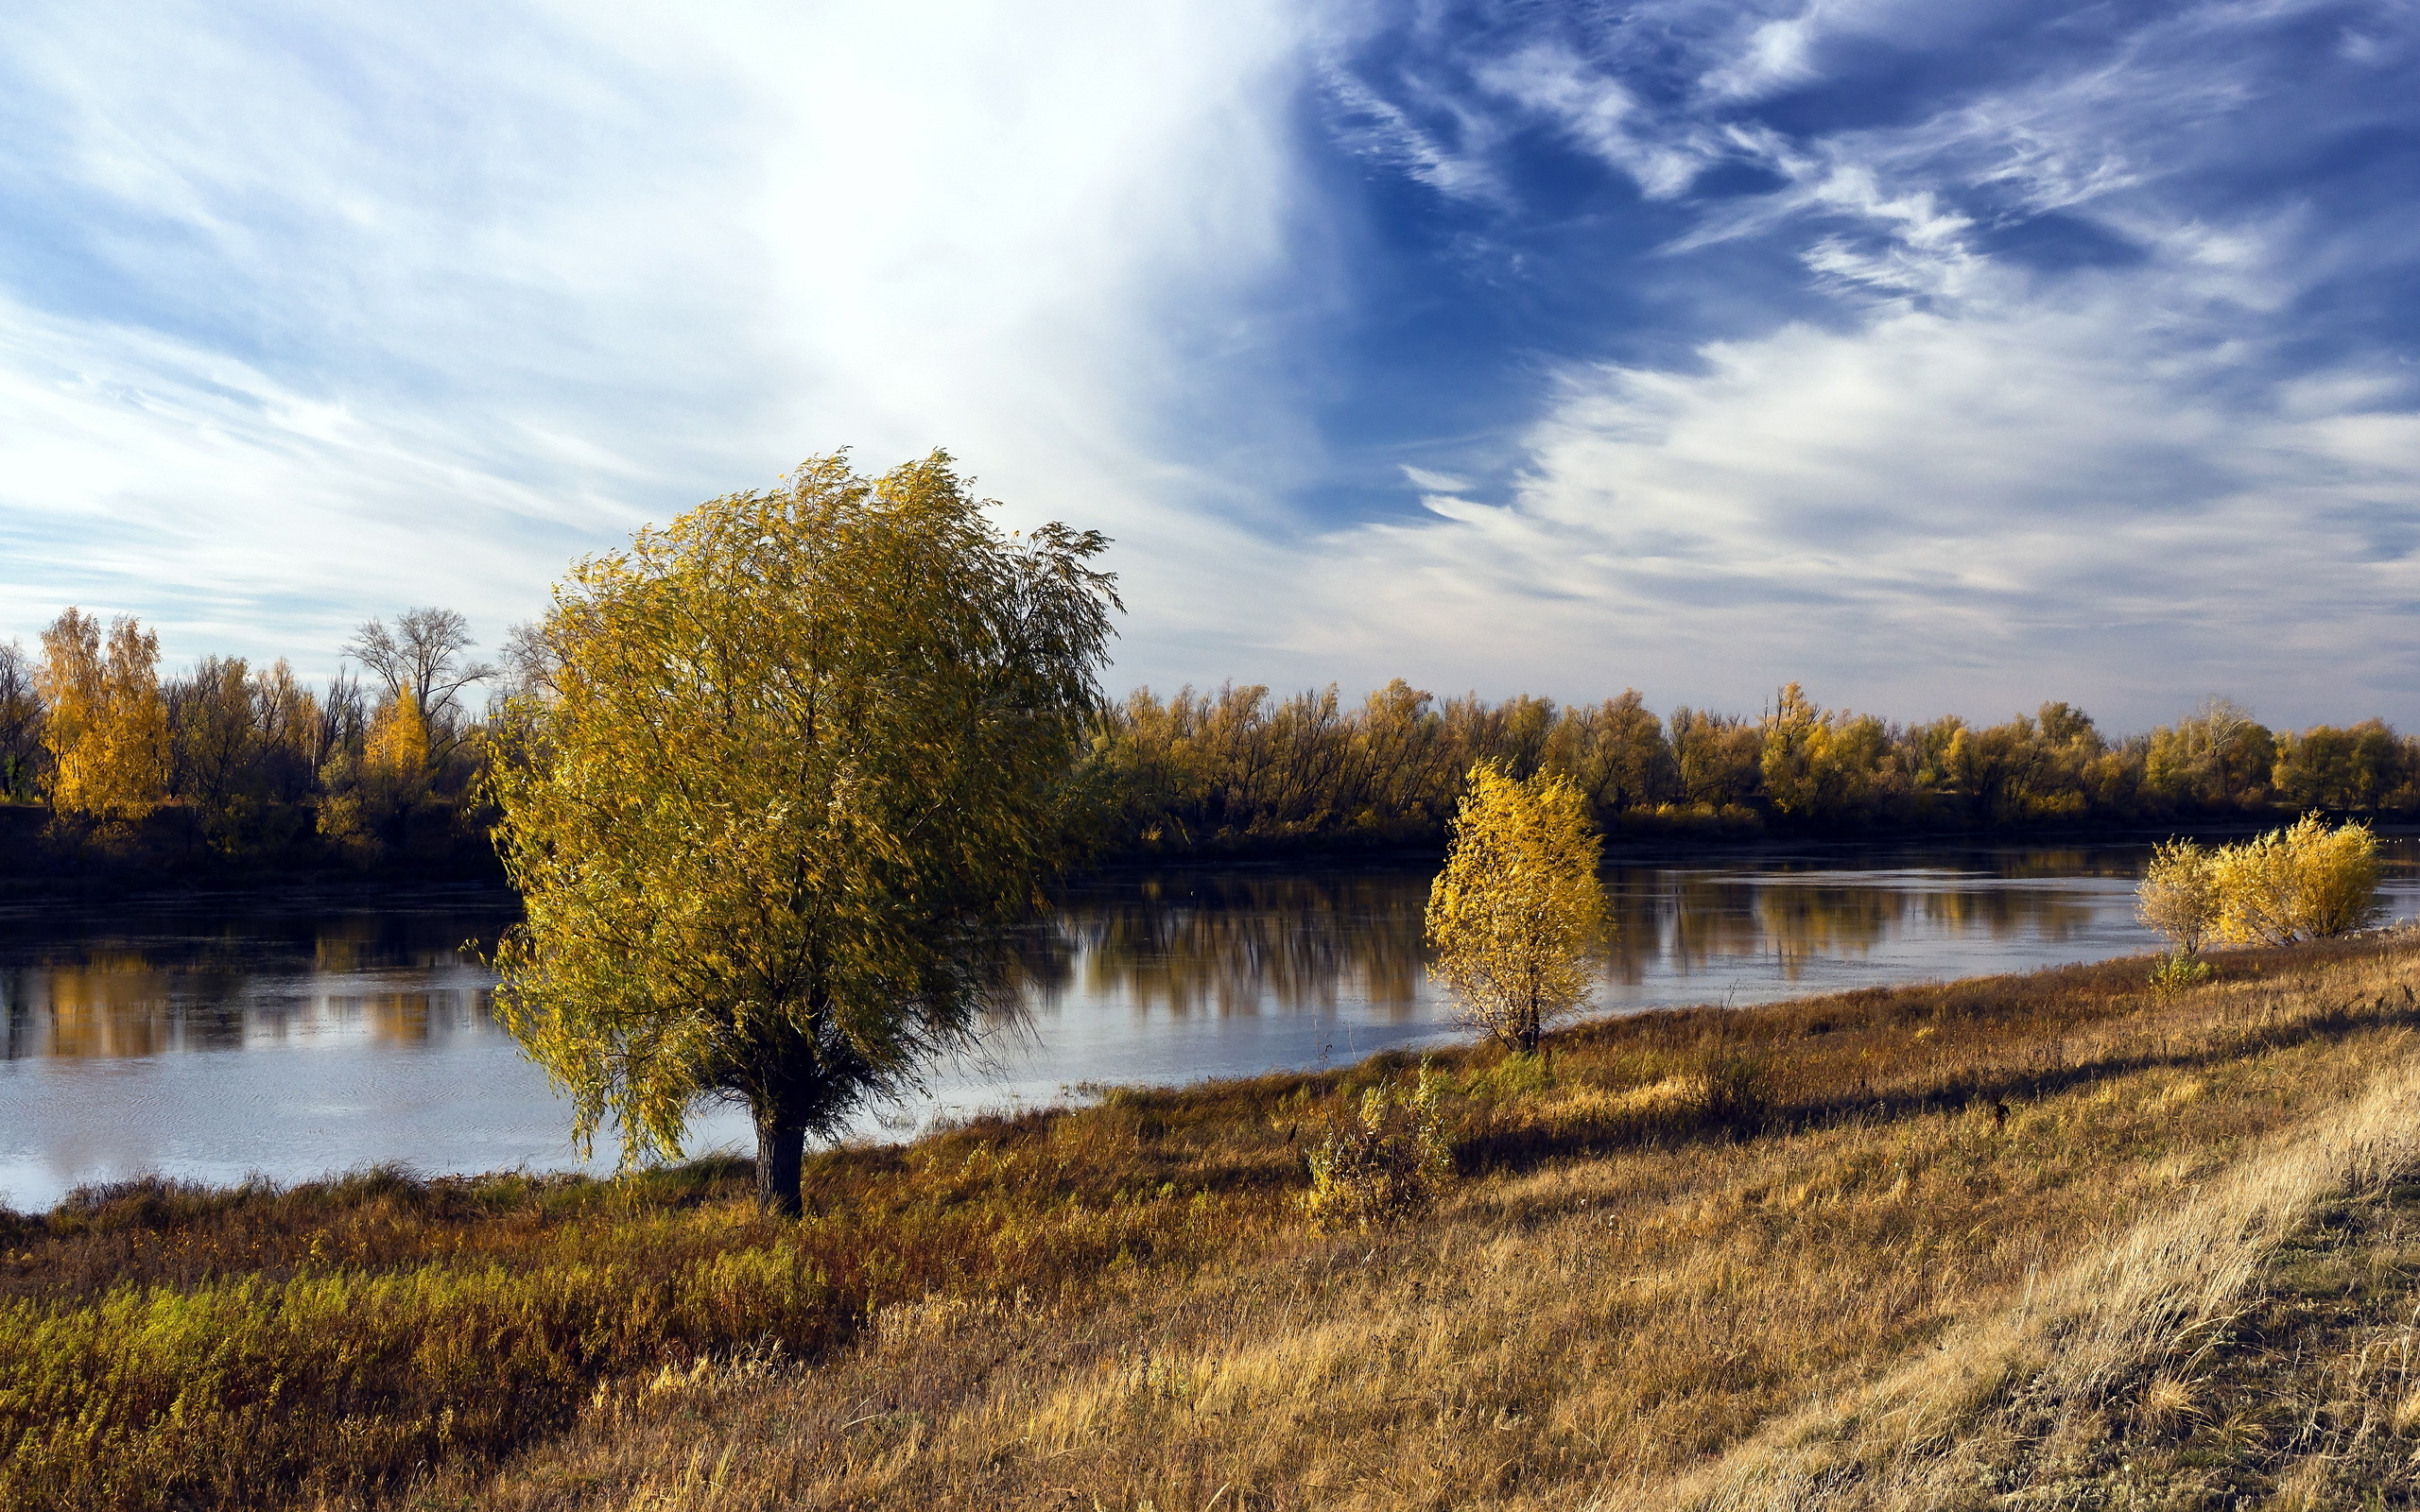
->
[2209,814,2380,945]
[1757,681,1893,819]
[2135,838,2224,956]
[364,686,430,786]
[1425,762,1610,1055]
[316,685,432,855]
[485,451,1119,1218]
[2134,815,2379,957]
[36,609,166,825]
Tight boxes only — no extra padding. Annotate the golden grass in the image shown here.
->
[394,935,2420,1512]
[13,934,2420,1510]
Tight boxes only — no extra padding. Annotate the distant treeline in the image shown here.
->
[0,608,526,880]
[1087,681,2418,853]
[2,605,2412,880]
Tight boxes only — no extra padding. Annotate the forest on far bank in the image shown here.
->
[2,604,2414,884]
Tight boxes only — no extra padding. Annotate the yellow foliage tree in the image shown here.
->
[2135,838,2221,956]
[486,451,1119,1217]
[2133,816,2379,958]
[363,686,430,786]
[1759,682,1892,819]
[37,609,167,825]
[2209,814,2379,945]
[316,686,432,856]
[1425,763,1609,1054]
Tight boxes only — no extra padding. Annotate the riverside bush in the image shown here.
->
[2136,838,2223,957]
[1686,1044,1777,1133]
[2133,816,2379,962]
[2213,814,2381,944]
[2148,950,2213,994]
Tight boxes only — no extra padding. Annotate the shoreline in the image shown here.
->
[7,798,2417,908]
[9,935,2420,1506]
[0,931,2372,1217]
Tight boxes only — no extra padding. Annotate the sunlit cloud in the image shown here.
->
[2,0,2416,730]
[0,0,1312,678]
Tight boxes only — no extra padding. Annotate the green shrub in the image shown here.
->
[2149,950,2213,994]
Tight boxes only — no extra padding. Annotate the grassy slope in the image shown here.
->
[10,937,2420,1510]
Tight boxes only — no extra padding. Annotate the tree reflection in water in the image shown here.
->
[0,899,510,1062]
[1021,846,2187,1016]
[1026,871,1433,1020]
[1607,869,2100,987]
[6,843,2416,1064]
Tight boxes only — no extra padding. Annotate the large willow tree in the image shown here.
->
[488,452,1118,1216]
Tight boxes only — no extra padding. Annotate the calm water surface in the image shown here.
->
[8,839,2417,1210]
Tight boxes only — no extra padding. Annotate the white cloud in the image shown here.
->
[1700,12,1824,102]
[1400,465,1470,493]
[1278,285,2420,727]
[1476,45,1722,200]
[0,0,1314,679]
[1319,63,1504,203]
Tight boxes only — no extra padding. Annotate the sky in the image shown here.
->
[2,0,2416,732]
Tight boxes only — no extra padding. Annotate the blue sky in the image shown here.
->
[2,0,2416,730]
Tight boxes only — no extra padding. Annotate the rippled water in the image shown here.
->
[7,838,2415,1210]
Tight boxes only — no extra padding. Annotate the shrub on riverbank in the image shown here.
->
[2135,816,2380,967]
[1300,1062,1455,1231]
[9,935,2420,1508]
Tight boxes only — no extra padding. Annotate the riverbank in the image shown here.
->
[0,800,506,901]
[8,936,2420,1509]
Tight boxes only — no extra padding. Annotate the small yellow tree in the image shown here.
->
[37,609,167,825]
[2135,838,2221,956]
[1426,763,1609,1054]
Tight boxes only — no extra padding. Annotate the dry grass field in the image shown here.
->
[11,934,2420,1510]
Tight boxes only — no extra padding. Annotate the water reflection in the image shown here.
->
[1042,872,1430,1018]
[5,842,2418,1210]
[1035,850,2142,1019]
[0,893,511,1065]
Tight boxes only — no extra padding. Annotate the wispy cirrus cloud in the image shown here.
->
[1295,287,2420,718]
[1276,0,2420,727]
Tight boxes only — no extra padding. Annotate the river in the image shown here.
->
[6,837,2413,1210]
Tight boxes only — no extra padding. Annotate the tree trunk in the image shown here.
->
[753,1105,805,1219]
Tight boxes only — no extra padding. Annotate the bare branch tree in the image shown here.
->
[311,669,369,770]
[345,608,497,757]
[0,640,44,799]
[493,619,559,707]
